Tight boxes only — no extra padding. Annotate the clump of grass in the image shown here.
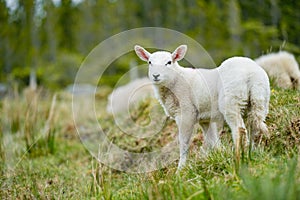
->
[2,88,58,159]
[263,88,300,155]
[239,157,299,200]
[89,158,113,199]
[23,88,58,157]
[23,88,40,155]
[2,85,23,134]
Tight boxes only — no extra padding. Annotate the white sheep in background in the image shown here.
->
[134,45,270,170]
[106,77,153,114]
[255,51,300,90]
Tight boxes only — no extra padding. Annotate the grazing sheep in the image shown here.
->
[255,51,300,90]
[134,45,270,170]
[106,77,153,114]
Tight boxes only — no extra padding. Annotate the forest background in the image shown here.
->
[0,0,300,90]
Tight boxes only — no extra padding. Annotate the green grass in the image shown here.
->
[0,85,299,199]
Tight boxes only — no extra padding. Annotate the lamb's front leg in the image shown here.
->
[176,115,196,170]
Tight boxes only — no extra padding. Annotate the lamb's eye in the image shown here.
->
[148,61,152,65]
[166,61,172,66]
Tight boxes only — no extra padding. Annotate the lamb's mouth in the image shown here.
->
[153,78,161,83]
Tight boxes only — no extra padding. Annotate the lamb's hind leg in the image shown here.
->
[222,111,247,166]
[248,99,269,146]
[223,112,246,147]
[277,73,293,89]
[201,122,221,151]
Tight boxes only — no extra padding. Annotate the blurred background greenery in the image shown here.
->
[0,0,299,90]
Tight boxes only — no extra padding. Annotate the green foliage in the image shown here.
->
[240,158,299,200]
[38,52,83,90]
[9,66,36,88]
[99,52,145,87]
[57,0,79,50]
[266,88,300,155]
[242,20,279,56]
[1,0,300,88]
[9,52,83,90]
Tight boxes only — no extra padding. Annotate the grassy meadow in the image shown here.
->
[0,83,300,199]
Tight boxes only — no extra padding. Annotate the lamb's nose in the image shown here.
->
[153,74,160,79]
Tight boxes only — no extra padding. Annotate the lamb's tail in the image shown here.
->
[248,82,270,144]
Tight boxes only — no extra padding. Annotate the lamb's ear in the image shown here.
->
[172,45,187,62]
[134,45,151,62]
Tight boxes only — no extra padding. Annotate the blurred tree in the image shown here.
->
[77,0,95,54]
[40,0,57,62]
[57,0,78,50]
[227,0,242,54]
[19,0,36,66]
[15,0,38,89]
[278,0,300,53]
[0,0,10,81]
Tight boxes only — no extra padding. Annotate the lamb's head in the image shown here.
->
[134,45,187,86]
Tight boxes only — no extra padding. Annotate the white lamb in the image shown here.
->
[106,77,153,114]
[134,45,270,170]
[255,51,300,90]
